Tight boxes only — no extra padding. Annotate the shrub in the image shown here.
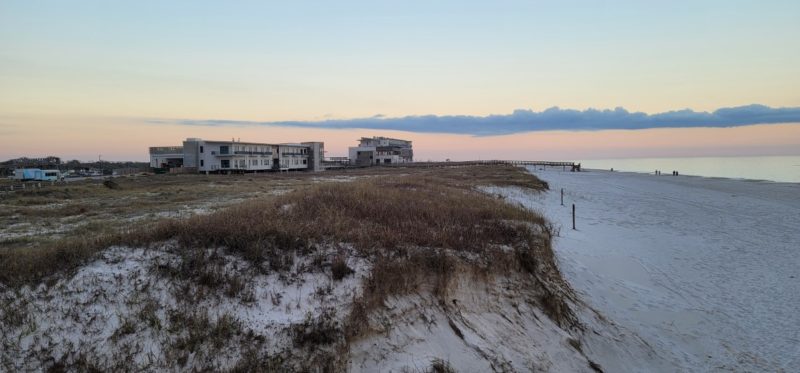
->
[103,179,120,190]
[330,256,354,280]
[429,359,457,373]
[291,311,341,347]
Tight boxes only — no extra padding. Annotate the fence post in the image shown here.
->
[572,204,576,230]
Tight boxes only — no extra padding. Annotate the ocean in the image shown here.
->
[580,155,800,183]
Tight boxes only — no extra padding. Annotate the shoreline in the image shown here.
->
[516,167,800,371]
[579,167,800,185]
[574,154,800,184]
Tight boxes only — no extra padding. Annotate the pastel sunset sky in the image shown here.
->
[1,1,799,161]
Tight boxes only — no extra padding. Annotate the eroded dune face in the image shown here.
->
[2,244,616,372]
[1,245,366,371]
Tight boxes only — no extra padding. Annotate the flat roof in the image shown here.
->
[186,139,312,147]
[360,136,412,142]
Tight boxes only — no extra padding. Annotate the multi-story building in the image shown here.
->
[149,146,184,169]
[348,136,413,166]
[149,138,324,173]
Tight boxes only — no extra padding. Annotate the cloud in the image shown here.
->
[155,104,800,136]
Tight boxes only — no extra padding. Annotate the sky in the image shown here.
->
[1,0,799,161]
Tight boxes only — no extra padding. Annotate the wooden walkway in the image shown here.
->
[384,160,581,171]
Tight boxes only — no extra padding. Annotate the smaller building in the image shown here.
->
[348,137,413,166]
[149,146,184,169]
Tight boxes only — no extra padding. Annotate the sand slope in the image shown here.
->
[493,168,799,371]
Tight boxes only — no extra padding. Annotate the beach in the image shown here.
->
[496,168,800,371]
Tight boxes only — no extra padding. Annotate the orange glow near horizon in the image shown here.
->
[1,115,799,162]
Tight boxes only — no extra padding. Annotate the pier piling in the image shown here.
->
[572,204,576,230]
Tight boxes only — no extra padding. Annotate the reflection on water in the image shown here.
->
[582,156,800,183]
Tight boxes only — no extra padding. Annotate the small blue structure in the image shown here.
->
[13,168,61,181]
[37,170,61,181]
[13,168,38,180]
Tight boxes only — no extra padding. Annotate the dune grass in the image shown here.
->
[0,165,576,329]
[1,164,581,370]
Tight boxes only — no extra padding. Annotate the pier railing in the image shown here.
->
[383,160,581,170]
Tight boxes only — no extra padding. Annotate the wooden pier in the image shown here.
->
[383,160,581,171]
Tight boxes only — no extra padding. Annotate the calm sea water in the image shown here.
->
[581,155,800,183]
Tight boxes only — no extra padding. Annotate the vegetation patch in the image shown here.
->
[330,255,354,280]
[291,309,342,348]
[102,179,120,190]
[0,165,581,371]
[1,165,573,321]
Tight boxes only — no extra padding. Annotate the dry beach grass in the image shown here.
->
[0,165,549,286]
[0,165,580,371]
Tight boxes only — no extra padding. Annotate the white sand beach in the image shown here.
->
[494,168,800,371]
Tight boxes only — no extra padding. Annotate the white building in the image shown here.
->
[348,137,413,166]
[148,146,184,169]
[149,138,324,173]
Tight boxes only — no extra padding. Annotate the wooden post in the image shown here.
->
[572,204,576,230]
[561,188,564,206]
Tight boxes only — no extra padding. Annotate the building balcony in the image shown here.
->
[212,151,273,156]
[234,151,272,155]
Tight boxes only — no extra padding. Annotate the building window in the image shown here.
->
[200,160,204,167]
[303,159,307,165]
[220,146,229,155]
[200,146,204,153]
[221,160,230,168]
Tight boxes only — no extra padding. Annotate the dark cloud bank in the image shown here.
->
[160,104,800,136]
